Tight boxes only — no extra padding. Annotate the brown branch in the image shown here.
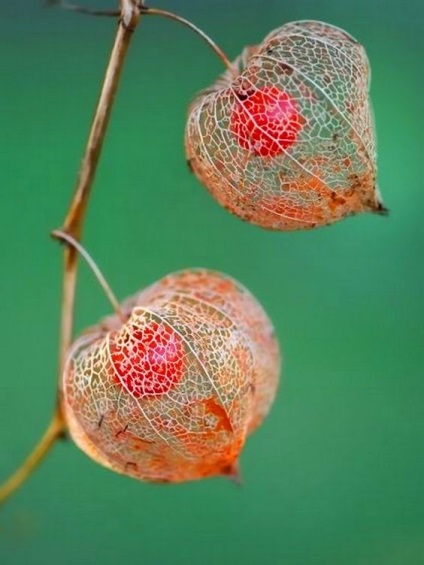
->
[0,411,65,505]
[59,0,141,373]
[0,0,142,507]
[46,0,120,17]
[1,0,233,508]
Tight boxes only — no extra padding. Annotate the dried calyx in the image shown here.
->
[62,269,280,483]
[186,21,387,231]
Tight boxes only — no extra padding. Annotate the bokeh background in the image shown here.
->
[1,1,423,563]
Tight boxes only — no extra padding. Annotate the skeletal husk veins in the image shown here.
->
[185,21,386,231]
[61,269,280,483]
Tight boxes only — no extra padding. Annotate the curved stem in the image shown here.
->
[59,1,141,373]
[141,6,236,74]
[0,0,142,508]
[52,230,126,323]
[51,2,235,75]
[0,412,64,507]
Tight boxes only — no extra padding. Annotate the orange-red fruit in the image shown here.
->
[185,21,386,231]
[110,321,185,398]
[61,270,280,483]
[231,85,303,157]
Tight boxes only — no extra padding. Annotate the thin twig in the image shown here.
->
[141,5,236,74]
[46,0,120,17]
[59,0,141,373]
[0,412,64,506]
[1,0,233,507]
[52,230,126,322]
[50,1,235,74]
[0,0,141,507]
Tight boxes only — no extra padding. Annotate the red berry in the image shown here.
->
[110,321,185,398]
[231,85,303,157]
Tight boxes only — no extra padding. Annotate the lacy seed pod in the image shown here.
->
[61,269,280,483]
[185,21,386,230]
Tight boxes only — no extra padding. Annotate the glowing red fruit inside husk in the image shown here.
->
[110,321,185,398]
[62,270,280,484]
[185,21,386,230]
[231,85,303,157]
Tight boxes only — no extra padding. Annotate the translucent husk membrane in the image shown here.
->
[186,21,385,231]
[61,269,280,483]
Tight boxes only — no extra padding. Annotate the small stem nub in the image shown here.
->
[52,230,126,322]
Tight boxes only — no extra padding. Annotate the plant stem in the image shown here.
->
[47,1,120,17]
[52,230,126,323]
[0,412,64,505]
[141,6,235,74]
[59,1,140,372]
[0,0,141,507]
[52,2,235,75]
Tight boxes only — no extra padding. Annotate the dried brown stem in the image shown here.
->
[52,230,126,323]
[46,0,120,17]
[0,411,64,506]
[51,2,235,74]
[141,6,236,74]
[59,1,141,372]
[0,0,141,507]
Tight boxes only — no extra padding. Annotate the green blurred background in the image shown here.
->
[1,1,423,563]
